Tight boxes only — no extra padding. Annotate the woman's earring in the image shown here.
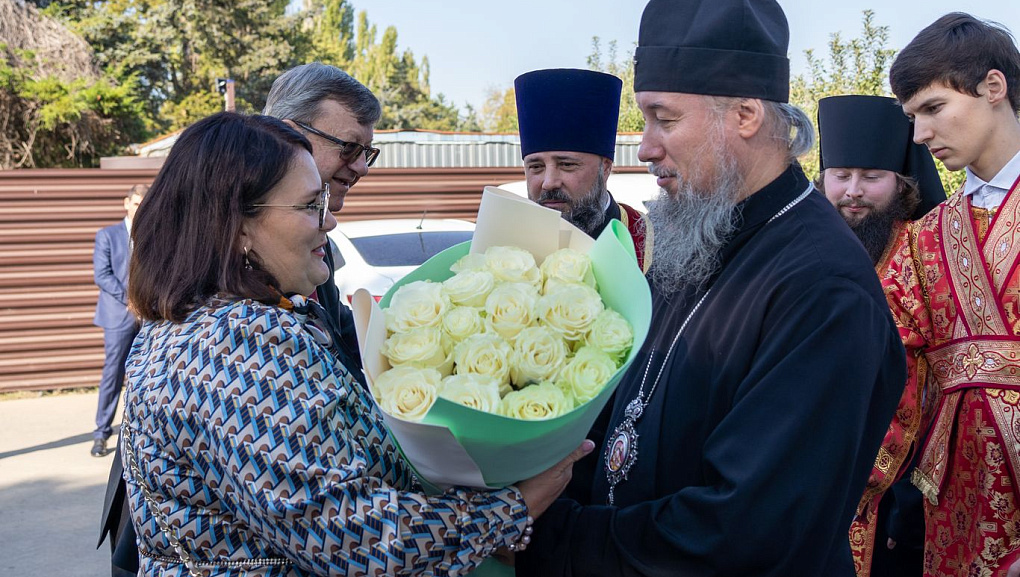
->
[243,246,253,271]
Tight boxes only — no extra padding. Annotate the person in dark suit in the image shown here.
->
[91,184,146,458]
[98,64,380,576]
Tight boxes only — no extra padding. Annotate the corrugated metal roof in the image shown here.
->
[133,129,650,169]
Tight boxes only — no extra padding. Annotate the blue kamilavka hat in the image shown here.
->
[515,68,622,161]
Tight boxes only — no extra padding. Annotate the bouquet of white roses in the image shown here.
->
[353,187,651,490]
[374,243,635,424]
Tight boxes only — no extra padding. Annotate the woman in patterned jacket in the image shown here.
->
[121,112,592,576]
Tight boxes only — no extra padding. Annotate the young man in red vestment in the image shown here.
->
[514,69,652,272]
[877,12,1020,576]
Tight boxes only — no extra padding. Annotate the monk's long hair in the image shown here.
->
[129,112,312,322]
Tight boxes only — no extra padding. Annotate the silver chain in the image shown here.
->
[122,423,290,575]
[606,182,814,504]
[627,288,711,419]
[625,183,814,422]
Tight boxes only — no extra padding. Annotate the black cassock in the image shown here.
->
[518,165,906,577]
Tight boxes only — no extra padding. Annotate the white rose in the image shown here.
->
[541,248,596,292]
[373,366,441,421]
[485,282,538,341]
[500,382,573,421]
[450,252,488,273]
[380,327,451,373]
[442,270,496,308]
[485,246,541,287]
[439,374,502,414]
[510,326,568,388]
[542,278,589,296]
[453,333,514,387]
[440,306,486,350]
[559,346,617,406]
[537,284,604,343]
[585,309,634,364]
[385,281,449,334]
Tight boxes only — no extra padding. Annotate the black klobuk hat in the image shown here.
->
[818,95,945,219]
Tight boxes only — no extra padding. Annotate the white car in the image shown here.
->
[328,218,475,303]
[498,172,661,213]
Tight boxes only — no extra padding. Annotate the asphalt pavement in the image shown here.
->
[0,390,118,576]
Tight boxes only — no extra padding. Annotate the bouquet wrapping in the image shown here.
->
[352,187,651,491]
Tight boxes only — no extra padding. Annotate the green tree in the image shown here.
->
[309,0,355,68]
[790,10,965,192]
[48,0,304,132]
[309,7,461,130]
[159,90,227,132]
[0,46,147,168]
[480,85,518,133]
[36,0,471,141]
[587,37,643,132]
[1,0,148,168]
[458,104,483,132]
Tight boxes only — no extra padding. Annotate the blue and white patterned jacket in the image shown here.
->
[122,297,528,576]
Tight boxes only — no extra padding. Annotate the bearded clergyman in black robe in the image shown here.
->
[515,1,907,575]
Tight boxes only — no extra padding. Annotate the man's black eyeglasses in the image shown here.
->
[292,120,380,167]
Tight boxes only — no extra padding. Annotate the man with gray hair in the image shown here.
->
[263,62,380,374]
[516,0,906,575]
[264,62,381,215]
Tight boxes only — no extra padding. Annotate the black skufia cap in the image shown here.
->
[634,0,790,102]
[515,69,622,161]
[818,95,946,219]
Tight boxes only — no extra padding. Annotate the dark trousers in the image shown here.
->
[94,326,137,440]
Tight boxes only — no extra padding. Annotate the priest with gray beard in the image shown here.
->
[514,1,907,575]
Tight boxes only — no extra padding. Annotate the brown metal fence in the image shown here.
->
[0,166,645,393]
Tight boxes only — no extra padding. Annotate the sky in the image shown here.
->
[345,0,1020,111]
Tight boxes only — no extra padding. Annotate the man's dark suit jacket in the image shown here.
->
[93,221,135,330]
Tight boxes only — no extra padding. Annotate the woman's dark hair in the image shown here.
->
[890,13,1020,113]
[129,112,313,322]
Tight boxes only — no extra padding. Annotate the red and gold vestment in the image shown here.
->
[617,201,653,273]
[853,174,1020,577]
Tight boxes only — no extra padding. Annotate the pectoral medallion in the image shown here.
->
[605,417,639,505]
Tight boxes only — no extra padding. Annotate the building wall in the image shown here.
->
[0,166,644,393]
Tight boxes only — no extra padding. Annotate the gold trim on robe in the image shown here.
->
[914,175,1020,505]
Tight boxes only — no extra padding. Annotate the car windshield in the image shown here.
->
[350,231,473,266]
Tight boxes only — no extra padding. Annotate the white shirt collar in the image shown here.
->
[964,149,1020,196]
[963,149,1020,210]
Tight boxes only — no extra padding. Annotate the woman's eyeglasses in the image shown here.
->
[292,120,381,167]
[252,182,331,228]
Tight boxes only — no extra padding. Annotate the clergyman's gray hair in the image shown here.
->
[761,101,815,162]
[263,62,381,126]
[708,97,815,163]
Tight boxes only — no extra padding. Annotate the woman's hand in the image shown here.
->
[516,440,595,519]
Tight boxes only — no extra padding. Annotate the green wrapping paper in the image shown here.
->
[352,187,652,490]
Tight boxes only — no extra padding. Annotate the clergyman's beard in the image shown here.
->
[647,142,743,296]
[840,193,912,265]
[537,170,607,237]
